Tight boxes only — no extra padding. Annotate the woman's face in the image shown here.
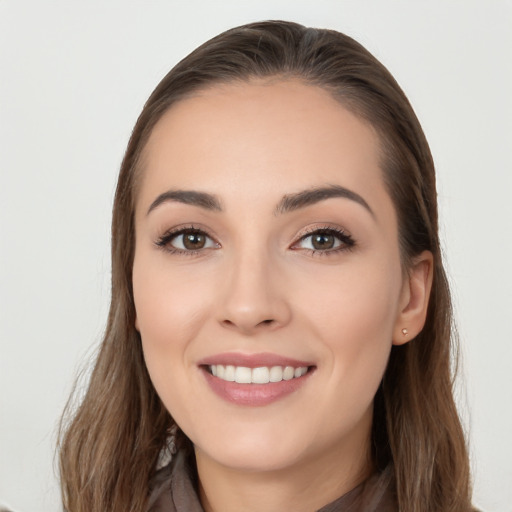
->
[133,80,420,477]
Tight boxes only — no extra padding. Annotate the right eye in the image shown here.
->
[156,228,218,253]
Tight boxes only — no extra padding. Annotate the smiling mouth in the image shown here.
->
[200,357,315,406]
[206,364,312,384]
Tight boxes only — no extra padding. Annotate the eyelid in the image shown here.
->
[154,223,354,255]
[290,225,355,253]
[155,224,220,254]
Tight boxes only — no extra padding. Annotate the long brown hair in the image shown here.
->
[59,20,473,511]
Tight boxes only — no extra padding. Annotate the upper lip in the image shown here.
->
[198,352,314,368]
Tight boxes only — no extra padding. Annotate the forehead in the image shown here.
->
[138,80,387,214]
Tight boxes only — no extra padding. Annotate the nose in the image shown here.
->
[218,249,292,335]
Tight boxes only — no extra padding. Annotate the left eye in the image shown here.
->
[295,229,353,251]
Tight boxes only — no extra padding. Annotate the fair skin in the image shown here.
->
[132,80,432,512]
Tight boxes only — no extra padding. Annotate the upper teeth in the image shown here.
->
[209,365,308,384]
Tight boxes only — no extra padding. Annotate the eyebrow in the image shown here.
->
[275,185,374,217]
[146,184,373,217]
[147,189,222,215]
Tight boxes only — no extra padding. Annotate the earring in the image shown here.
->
[156,424,178,470]
[401,328,408,336]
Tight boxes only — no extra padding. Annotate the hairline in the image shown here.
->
[130,75,413,269]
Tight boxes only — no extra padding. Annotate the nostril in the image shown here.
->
[220,317,278,332]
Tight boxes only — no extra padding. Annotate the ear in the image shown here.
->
[393,250,434,345]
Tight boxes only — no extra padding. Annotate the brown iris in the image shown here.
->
[311,233,336,250]
[183,232,207,250]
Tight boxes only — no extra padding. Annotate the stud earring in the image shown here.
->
[401,328,408,336]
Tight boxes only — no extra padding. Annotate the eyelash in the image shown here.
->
[155,225,355,256]
[292,226,355,256]
[155,225,218,256]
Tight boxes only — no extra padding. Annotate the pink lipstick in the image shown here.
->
[198,352,315,406]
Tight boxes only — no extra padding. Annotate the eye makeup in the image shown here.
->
[291,225,356,256]
[155,224,220,255]
[154,222,355,258]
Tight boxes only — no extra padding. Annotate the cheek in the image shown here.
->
[295,257,402,401]
[132,252,209,394]
[132,253,230,437]
[298,255,402,340]
[133,249,208,340]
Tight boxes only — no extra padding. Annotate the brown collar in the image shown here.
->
[148,451,396,512]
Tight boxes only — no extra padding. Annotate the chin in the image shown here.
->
[191,423,311,473]
[197,442,305,473]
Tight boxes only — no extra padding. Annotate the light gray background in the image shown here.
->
[1,1,511,511]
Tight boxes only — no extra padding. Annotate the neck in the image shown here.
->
[195,427,373,512]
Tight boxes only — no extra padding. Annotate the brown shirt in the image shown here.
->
[147,451,397,512]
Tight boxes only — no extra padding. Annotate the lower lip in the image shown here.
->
[202,367,313,406]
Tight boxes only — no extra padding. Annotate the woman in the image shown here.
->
[59,20,475,511]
